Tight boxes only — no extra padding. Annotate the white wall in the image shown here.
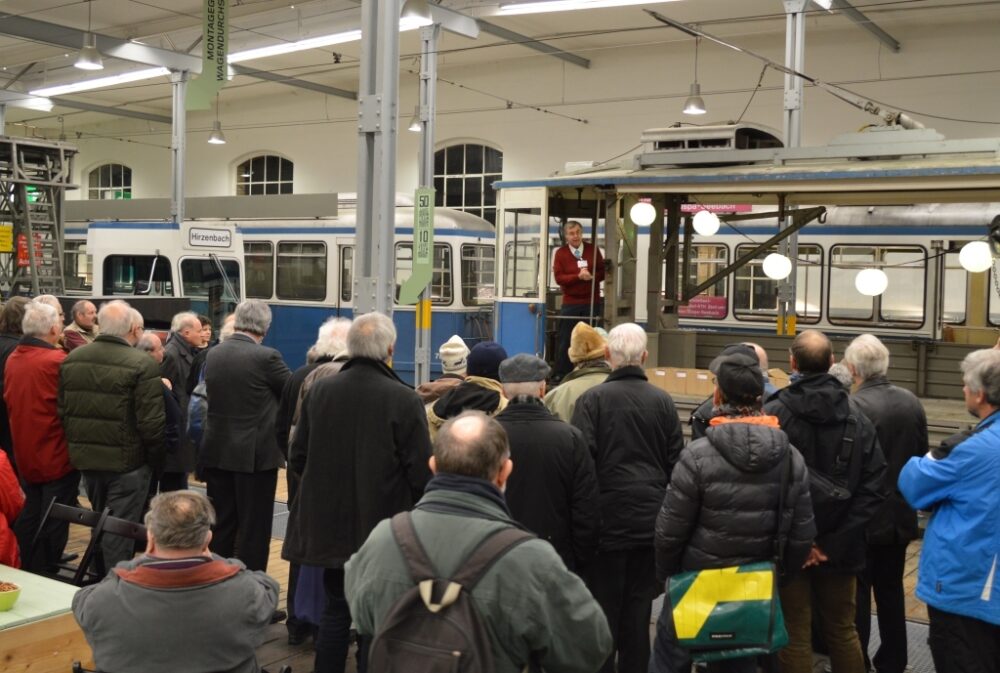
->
[66,14,1000,201]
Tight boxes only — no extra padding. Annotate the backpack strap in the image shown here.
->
[450,526,535,591]
[835,413,857,472]
[390,512,437,582]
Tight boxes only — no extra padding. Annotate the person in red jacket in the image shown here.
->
[552,220,605,380]
[0,450,24,568]
[4,300,79,572]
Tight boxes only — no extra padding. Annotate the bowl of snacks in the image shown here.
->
[0,581,20,611]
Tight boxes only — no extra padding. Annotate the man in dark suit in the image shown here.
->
[282,312,432,673]
[158,311,202,492]
[202,300,290,580]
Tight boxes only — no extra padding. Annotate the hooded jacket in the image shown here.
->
[426,376,508,440]
[654,415,815,584]
[899,409,1000,627]
[544,360,610,422]
[416,373,465,404]
[764,373,886,573]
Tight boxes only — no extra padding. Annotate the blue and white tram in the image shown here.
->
[64,195,496,381]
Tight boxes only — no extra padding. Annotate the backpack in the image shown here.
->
[807,412,861,532]
[369,511,534,673]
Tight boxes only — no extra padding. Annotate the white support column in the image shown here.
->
[0,104,6,136]
[170,71,189,226]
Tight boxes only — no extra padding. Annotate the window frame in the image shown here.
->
[732,243,823,324]
[87,163,133,200]
[460,243,496,307]
[179,256,241,302]
[244,241,275,300]
[826,243,927,330]
[433,143,502,226]
[275,240,327,302]
[677,243,730,321]
[394,241,454,306]
[102,254,173,296]
[235,154,294,196]
[63,240,93,293]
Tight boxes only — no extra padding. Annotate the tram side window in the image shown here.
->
[180,258,241,303]
[829,245,925,327]
[942,251,966,324]
[276,241,326,301]
[733,244,821,323]
[394,243,453,305]
[502,209,541,298]
[676,244,728,319]
[244,241,274,299]
[340,246,354,302]
[103,255,173,296]
[64,241,93,293]
[461,244,495,306]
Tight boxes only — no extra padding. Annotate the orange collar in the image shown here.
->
[708,414,781,428]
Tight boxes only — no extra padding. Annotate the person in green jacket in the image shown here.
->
[545,321,610,422]
[59,299,165,570]
[345,410,612,673]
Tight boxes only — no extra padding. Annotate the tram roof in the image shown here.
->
[494,154,1000,206]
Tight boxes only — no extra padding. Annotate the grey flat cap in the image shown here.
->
[499,353,551,383]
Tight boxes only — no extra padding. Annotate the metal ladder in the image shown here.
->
[10,182,65,296]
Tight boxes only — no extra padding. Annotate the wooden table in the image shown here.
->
[0,565,94,673]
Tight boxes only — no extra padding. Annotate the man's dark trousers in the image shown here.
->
[206,467,278,572]
[927,606,1000,673]
[588,548,656,673]
[856,543,910,673]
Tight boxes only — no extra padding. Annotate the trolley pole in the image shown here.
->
[354,0,402,317]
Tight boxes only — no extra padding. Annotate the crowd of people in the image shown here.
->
[0,292,996,673]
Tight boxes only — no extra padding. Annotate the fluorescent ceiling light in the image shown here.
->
[498,0,679,16]
[30,67,169,97]
[228,30,362,63]
[813,0,833,8]
[0,92,53,112]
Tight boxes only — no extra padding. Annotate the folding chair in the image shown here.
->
[34,499,146,586]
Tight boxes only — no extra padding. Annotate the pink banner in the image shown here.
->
[678,294,728,319]
[681,204,752,214]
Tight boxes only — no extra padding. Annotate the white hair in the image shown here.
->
[137,331,162,353]
[502,381,544,398]
[314,317,352,358]
[843,333,890,381]
[170,311,200,333]
[347,312,396,361]
[98,300,135,338]
[606,323,647,369]
[22,301,60,338]
[961,348,1000,406]
[234,300,272,336]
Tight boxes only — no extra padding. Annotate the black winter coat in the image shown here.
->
[654,417,816,585]
[571,365,685,551]
[282,357,433,568]
[851,376,927,545]
[160,334,197,473]
[764,373,886,573]
[496,397,600,571]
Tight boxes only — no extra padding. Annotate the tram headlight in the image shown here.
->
[692,209,720,236]
[762,253,792,280]
[855,268,889,296]
[629,201,657,227]
[959,241,993,273]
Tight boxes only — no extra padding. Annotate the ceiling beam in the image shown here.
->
[0,13,357,101]
[476,20,590,69]
[831,0,901,52]
[50,98,172,124]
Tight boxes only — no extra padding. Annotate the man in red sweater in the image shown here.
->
[552,220,605,380]
[4,300,80,572]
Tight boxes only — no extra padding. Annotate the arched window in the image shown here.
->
[87,163,132,200]
[236,154,293,195]
[433,143,502,226]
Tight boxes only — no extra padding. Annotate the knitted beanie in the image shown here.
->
[438,335,470,375]
[466,341,508,381]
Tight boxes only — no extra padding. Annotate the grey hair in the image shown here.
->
[143,490,216,551]
[136,331,161,353]
[22,301,60,338]
[314,317,352,358]
[98,300,135,338]
[71,299,95,320]
[961,349,1000,406]
[502,381,544,398]
[219,314,236,342]
[34,294,61,311]
[606,322,647,369]
[843,333,890,381]
[170,311,200,333]
[434,410,510,481]
[234,300,272,336]
[828,362,855,388]
[347,312,396,361]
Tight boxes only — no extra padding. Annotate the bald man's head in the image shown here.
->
[433,411,510,481]
[744,342,769,371]
[790,329,833,375]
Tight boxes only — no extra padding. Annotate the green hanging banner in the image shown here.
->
[187,0,228,111]
[398,188,436,305]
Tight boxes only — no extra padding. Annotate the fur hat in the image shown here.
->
[467,341,508,381]
[568,322,607,364]
[438,335,470,375]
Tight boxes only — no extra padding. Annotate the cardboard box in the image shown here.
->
[687,369,716,397]
[768,368,791,389]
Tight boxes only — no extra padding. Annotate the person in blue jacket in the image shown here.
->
[898,348,1000,673]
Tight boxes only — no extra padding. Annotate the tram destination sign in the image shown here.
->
[189,227,232,248]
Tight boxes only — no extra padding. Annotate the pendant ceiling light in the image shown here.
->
[682,37,705,115]
[692,209,720,236]
[75,1,104,71]
[207,94,227,145]
[959,241,993,273]
[630,201,656,226]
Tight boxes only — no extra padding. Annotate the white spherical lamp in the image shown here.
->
[959,241,993,273]
[692,209,720,236]
[855,268,889,296]
[762,253,792,280]
[629,201,656,226]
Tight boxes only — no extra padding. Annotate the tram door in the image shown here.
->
[495,188,548,357]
